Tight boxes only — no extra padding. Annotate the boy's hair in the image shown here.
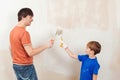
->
[87,41,101,55]
[17,8,34,21]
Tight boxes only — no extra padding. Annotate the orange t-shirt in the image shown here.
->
[10,27,33,64]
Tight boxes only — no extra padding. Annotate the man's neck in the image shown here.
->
[17,21,26,28]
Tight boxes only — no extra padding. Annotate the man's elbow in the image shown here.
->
[27,51,34,57]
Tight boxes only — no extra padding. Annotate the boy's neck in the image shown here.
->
[88,54,96,59]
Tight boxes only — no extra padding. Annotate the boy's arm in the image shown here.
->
[65,47,78,60]
[93,74,98,80]
[61,40,78,60]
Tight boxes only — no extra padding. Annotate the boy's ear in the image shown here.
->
[91,50,95,54]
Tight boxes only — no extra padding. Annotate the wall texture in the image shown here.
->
[0,0,120,80]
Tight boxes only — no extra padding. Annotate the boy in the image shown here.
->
[62,41,101,80]
[9,8,54,80]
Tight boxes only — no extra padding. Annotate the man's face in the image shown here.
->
[23,15,33,26]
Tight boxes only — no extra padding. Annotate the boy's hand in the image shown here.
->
[60,39,68,49]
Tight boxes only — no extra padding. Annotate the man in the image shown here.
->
[9,8,54,80]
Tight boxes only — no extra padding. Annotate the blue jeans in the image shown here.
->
[13,64,38,80]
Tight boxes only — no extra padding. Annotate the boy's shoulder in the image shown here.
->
[93,58,100,67]
[78,54,89,61]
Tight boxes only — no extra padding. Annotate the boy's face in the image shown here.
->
[22,15,33,26]
[85,46,94,55]
[85,47,91,54]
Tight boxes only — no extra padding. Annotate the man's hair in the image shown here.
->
[87,41,101,55]
[17,8,34,21]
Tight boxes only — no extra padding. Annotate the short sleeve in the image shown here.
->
[21,31,31,45]
[93,64,100,75]
[78,54,88,62]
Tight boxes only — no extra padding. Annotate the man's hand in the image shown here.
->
[48,38,54,48]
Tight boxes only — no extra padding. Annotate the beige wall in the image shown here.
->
[0,0,120,80]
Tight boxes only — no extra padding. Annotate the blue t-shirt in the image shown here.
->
[78,54,100,80]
